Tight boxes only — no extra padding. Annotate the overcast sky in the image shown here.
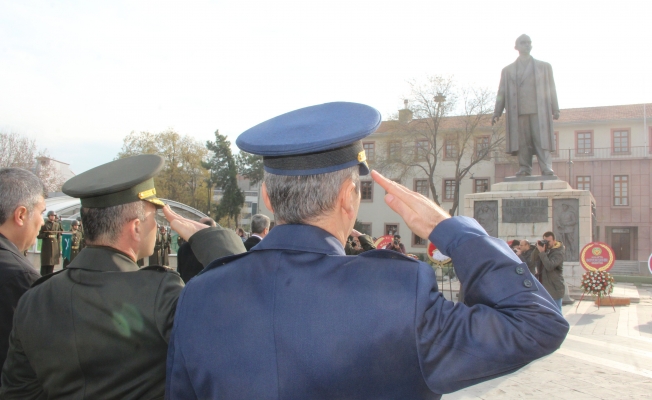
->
[1,0,650,174]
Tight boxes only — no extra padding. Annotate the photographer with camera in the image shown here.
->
[532,232,565,311]
[384,234,406,254]
[345,229,376,255]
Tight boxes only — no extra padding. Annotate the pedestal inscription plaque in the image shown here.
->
[474,201,498,238]
[502,199,548,223]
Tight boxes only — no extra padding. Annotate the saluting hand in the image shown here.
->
[371,170,450,240]
[162,205,210,241]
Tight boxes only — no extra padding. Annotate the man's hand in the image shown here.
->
[491,115,500,125]
[553,111,560,120]
[371,170,450,239]
[536,242,546,253]
[162,205,210,241]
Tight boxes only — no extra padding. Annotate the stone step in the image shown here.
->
[609,261,640,275]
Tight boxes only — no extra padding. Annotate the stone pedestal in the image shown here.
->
[464,178,595,288]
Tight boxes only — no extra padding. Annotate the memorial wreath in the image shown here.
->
[580,270,615,297]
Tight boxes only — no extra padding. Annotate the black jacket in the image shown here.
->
[244,235,262,251]
[0,233,40,381]
[177,242,204,283]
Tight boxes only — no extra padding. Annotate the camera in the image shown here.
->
[393,239,399,245]
[537,239,549,247]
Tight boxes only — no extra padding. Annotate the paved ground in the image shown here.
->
[441,282,652,399]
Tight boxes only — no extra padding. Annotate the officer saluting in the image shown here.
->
[165,102,569,399]
[1,154,245,398]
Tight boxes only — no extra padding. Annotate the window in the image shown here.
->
[474,178,489,193]
[415,140,429,161]
[388,141,401,160]
[444,137,458,159]
[443,179,455,201]
[359,223,372,236]
[360,181,373,201]
[414,179,429,197]
[612,129,630,154]
[576,176,591,191]
[576,131,593,155]
[613,176,628,206]
[363,142,375,163]
[385,224,399,236]
[474,136,490,159]
[413,233,428,246]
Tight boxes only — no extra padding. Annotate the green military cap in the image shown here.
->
[62,154,165,208]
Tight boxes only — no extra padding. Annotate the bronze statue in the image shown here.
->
[492,34,559,176]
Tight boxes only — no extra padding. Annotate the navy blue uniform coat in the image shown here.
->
[166,217,569,399]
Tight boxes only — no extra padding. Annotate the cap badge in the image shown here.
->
[138,188,157,199]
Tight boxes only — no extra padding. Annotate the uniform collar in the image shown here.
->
[66,245,139,272]
[250,224,345,256]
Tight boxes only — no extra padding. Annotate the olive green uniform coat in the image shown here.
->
[69,230,83,262]
[0,246,184,399]
[37,220,61,266]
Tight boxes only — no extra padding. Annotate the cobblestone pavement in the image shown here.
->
[443,283,652,399]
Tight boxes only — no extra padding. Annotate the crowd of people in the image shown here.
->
[0,102,569,399]
[511,232,566,310]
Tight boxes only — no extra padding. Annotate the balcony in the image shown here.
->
[494,146,651,163]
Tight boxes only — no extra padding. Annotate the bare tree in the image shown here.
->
[375,75,505,215]
[445,86,505,215]
[375,75,457,205]
[0,132,65,192]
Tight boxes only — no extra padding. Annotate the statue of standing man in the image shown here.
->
[492,34,560,176]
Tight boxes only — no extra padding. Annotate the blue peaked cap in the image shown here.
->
[236,102,381,176]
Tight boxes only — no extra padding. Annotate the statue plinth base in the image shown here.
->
[464,179,595,289]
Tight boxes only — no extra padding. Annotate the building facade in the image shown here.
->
[357,103,651,269]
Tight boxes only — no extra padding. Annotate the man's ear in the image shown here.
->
[131,218,142,242]
[262,183,274,213]
[339,179,358,219]
[14,206,28,227]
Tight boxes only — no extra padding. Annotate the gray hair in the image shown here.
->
[263,166,360,225]
[81,201,146,244]
[250,214,270,234]
[0,168,46,225]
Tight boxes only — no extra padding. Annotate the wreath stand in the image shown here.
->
[575,292,615,312]
[575,269,616,312]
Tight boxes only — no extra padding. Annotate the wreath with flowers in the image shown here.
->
[580,270,615,297]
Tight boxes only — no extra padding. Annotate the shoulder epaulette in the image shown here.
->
[357,249,420,263]
[198,252,250,276]
[31,269,66,288]
[140,265,179,274]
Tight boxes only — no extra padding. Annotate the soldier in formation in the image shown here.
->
[36,210,61,275]
[69,220,83,262]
